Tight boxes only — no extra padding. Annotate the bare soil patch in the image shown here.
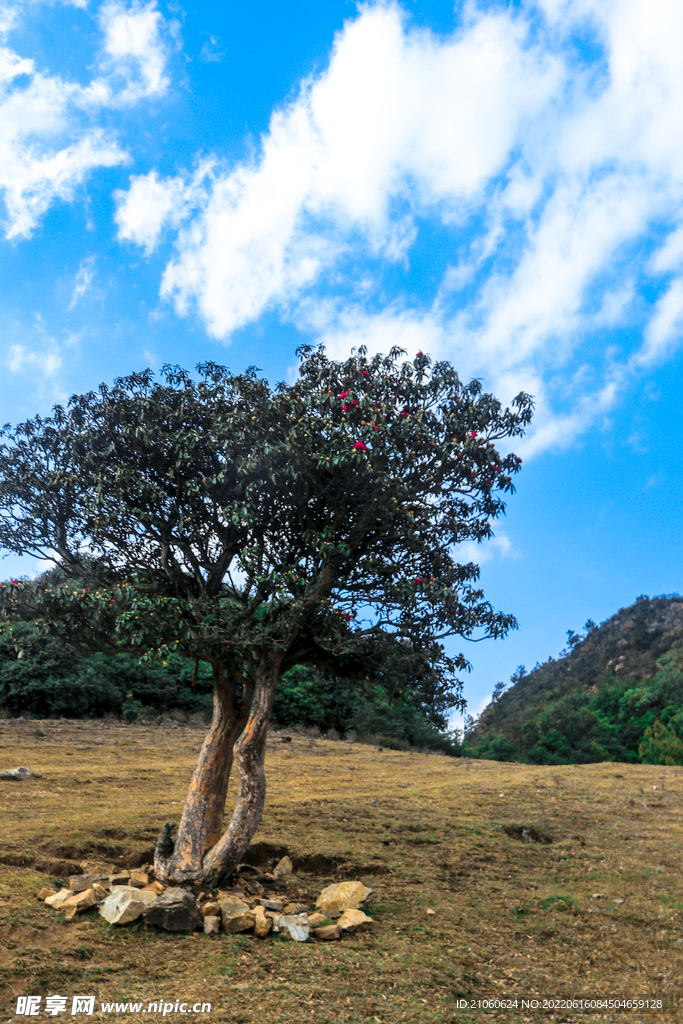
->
[0,719,681,1023]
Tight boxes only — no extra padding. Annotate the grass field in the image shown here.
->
[0,719,681,1024]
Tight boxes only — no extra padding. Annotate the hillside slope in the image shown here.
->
[468,593,683,764]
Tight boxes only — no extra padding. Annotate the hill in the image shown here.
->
[466,593,683,764]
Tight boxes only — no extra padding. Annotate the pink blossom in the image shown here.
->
[362,370,369,377]
[339,391,349,399]
[353,441,367,452]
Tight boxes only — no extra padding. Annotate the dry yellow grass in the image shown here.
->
[0,718,682,1023]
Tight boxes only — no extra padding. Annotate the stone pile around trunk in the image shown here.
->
[37,857,375,942]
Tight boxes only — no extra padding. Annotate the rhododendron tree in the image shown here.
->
[0,346,532,884]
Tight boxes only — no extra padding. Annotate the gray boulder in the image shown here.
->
[143,888,202,932]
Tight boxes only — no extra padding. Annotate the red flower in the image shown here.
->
[416,351,423,357]
[469,431,477,438]
[401,411,408,417]
[353,441,367,452]
[414,577,425,583]
[340,391,349,399]
[10,579,18,584]
[362,370,369,377]
[343,404,350,412]
[516,457,523,464]
[344,612,351,620]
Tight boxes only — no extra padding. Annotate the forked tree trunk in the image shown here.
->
[154,657,280,887]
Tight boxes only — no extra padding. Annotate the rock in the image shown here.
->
[142,881,165,895]
[242,878,265,895]
[256,898,284,912]
[307,912,327,928]
[143,888,202,932]
[316,881,373,918]
[283,902,308,915]
[272,913,310,942]
[313,924,341,941]
[218,896,255,934]
[129,871,150,886]
[110,871,131,885]
[110,885,158,903]
[252,905,272,939]
[92,883,110,900]
[38,888,57,901]
[126,876,147,889]
[99,887,157,925]
[69,873,110,893]
[201,902,221,918]
[80,859,115,874]
[0,766,32,780]
[62,888,100,918]
[272,855,293,877]
[203,915,221,936]
[337,908,374,934]
[45,889,73,910]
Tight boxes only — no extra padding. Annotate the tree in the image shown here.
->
[638,718,683,765]
[0,345,532,885]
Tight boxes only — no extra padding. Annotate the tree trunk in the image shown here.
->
[154,664,250,884]
[154,657,279,887]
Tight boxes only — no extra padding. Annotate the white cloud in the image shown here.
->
[0,0,173,239]
[97,0,172,102]
[114,163,213,254]
[114,0,683,454]
[120,3,560,337]
[6,341,61,375]
[69,255,95,308]
[200,35,224,64]
[454,531,515,567]
[634,279,683,368]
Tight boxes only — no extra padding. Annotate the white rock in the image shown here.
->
[218,896,255,934]
[272,855,293,877]
[316,881,373,918]
[0,766,32,780]
[272,913,309,942]
[337,908,374,933]
[45,888,72,910]
[99,887,157,925]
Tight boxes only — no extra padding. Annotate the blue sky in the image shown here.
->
[1,0,683,723]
